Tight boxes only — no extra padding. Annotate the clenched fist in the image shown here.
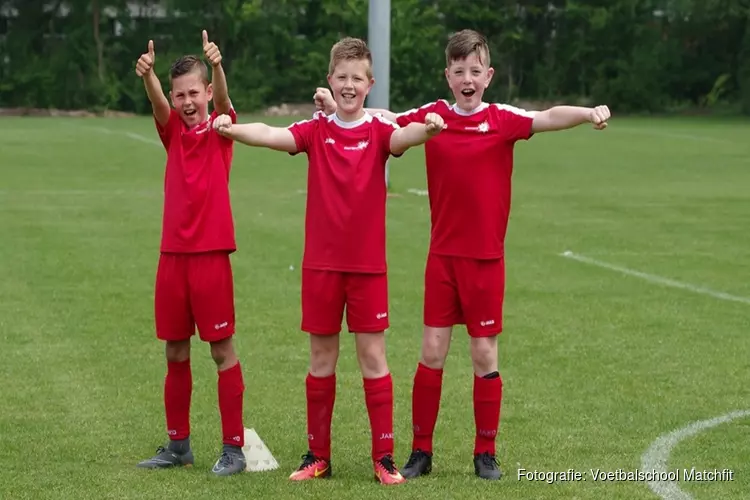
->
[213,114,233,136]
[425,112,446,136]
[314,87,336,114]
[202,30,222,67]
[135,40,155,78]
[589,105,610,130]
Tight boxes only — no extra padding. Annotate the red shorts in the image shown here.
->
[423,253,505,337]
[301,269,389,335]
[154,251,235,342]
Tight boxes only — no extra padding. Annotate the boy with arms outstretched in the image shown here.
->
[212,37,444,485]
[134,31,247,476]
[316,29,611,480]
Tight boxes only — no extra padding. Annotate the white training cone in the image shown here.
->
[242,427,279,472]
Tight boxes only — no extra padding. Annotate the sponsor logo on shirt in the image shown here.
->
[343,140,370,151]
[465,121,490,133]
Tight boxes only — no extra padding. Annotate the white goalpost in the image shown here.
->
[368,0,392,188]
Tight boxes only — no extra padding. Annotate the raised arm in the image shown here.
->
[213,115,298,153]
[202,30,231,115]
[135,40,171,127]
[389,112,445,156]
[531,105,610,133]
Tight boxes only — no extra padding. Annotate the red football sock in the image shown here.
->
[364,373,394,461]
[164,359,192,441]
[411,363,443,453]
[473,373,503,456]
[218,362,245,447]
[306,373,336,460]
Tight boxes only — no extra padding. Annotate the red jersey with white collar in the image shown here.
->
[155,108,237,253]
[288,111,400,273]
[396,100,534,259]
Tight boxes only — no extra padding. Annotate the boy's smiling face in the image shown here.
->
[327,58,373,120]
[445,51,494,113]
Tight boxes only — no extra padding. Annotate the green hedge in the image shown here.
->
[1,0,748,114]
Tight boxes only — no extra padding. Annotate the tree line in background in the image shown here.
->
[1,0,749,115]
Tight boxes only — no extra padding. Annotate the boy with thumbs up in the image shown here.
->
[134,31,247,477]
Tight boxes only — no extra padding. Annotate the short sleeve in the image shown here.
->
[155,109,180,151]
[287,111,322,155]
[373,113,402,158]
[492,104,536,142]
[211,107,237,147]
[395,101,437,127]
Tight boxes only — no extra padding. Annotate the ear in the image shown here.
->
[206,82,214,101]
[368,77,375,92]
[327,74,333,87]
[444,67,450,83]
[485,67,495,88]
[169,90,176,108]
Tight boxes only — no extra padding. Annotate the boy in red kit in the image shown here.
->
[134,31,247,476]
[315,29,610,480]
[212,37,444,485]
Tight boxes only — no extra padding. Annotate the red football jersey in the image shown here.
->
[396,100,535,259]
[155,108,237,254]
[288,111,399,273]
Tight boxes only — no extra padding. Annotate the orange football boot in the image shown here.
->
[289,451,331,481]
[373,455,406,485]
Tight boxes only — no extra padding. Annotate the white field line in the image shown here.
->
[560,251,750,305]
[88,125,161,147]
[641,409,750,499]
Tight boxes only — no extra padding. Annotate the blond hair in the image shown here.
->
[328,37,373,78]
[445,29,491,67]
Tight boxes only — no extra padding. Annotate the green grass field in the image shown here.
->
[1,114,748,500]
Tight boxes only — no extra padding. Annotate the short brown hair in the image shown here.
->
[328,37,373,78]
[169,55,209,84]
[445,29,491,67]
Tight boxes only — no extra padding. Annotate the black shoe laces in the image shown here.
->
[299,451,319,469]
[378,455,397,473]
[405,449,428,468]
[217,451,234,467]
[478,452,499,467]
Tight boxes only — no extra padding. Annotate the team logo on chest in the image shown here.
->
[324,137,369,150]
[464,121,490,133]
[343,140,370,151]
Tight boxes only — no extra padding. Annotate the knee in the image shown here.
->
[310,337,339,376]
[209,338,237,369]
[421,334,449,369]
[470,336,498,375]
[356,339,387,377]
[165,340,190,363]
[421,347,446,369]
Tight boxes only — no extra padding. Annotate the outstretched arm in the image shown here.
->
[366,107,398,122]
[531,105,610,133]
[202,30,231,115]
[213,115,298,153]
[135,40,170,127]
[314,87,399,121]
[390,112,445,155]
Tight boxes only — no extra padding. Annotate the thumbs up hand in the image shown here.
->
[202,30,222,67]
[135,40,156,77]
